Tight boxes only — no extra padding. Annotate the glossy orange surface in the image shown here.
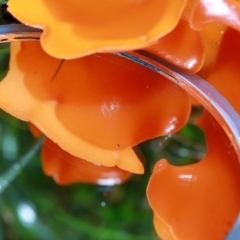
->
[198,23,226,76]
[146,18,204,73]
[14,41,191,150]
[3,2,240,239]
[205,27,240,114]
[153,214,178,240]
[42,138,132,186]
[0,42,144,174]
[0,41,191,173]
[8,0,186,58]
[147,111,240,240]
[190,0,240,31]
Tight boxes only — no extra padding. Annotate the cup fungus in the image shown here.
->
[204,27,240,114]
[8,0,186,59]
[29,123,132,185]
[189,0,240,32]
[145,18,204,74]
[0,41,190,174]
[145,17,227,77]
[42,138,132,186]
[147,111,240,240]
[2,0,240,239]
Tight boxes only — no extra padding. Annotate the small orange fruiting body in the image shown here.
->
[0,41,191,173]
[146,18,204,73]
[8,0,186,59]
[42,138,132,186]
[147,111,240,240]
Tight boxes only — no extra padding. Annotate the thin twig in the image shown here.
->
[51,60,64,83]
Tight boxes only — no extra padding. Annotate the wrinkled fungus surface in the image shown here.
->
[147,111,240,240]
[8,0,186,58]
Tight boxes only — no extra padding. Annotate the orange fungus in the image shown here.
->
[190,0,240,31]
[42,138,132,186]
[1,1,240,239]
[197,22,226,76]
[147,111,240,239]
[205,27,240,114]
[144,14,226,76]
[0,41,190,173]
[28,122,42,138]
[28,123,132,185]
[145,18,204,74]
[8,0,186,59]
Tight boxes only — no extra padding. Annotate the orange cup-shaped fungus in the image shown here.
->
[205,27,240,114]
[144,14,226,76]
[145,18,204,74]
[42,138,132,186]
[190,0,240,32]
[147,111,240,240]
[0,41,190,174]
[197,22,226,76]
[29,123,132,185]
[8,0,186,59]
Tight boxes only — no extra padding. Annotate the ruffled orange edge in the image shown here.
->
[0,42,144,174]
[8,0,186,59]
[0,41,192,174]
[147,110,240,239]
[41,137,132,186]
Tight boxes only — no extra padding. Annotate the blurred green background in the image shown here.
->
[0,6,206,239]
